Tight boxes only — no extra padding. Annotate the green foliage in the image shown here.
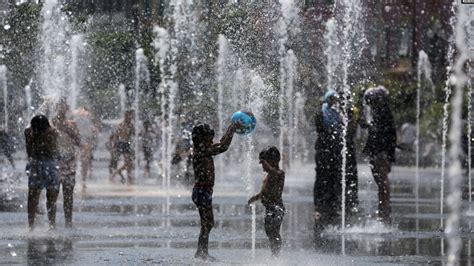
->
[85,30,135,118]
[380,78,452,141]
[420,101,444,139]
[138,26,161,98]
[381,78,417,126]
[0,3,41,89]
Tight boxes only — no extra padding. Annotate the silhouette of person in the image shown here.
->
[25,115,60,230]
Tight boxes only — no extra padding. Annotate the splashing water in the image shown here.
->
[0,65,7,131]
[23,78,35,123]
[213,33,276,259]
[38,0,71,109]
[278,0,299,171]
[152,0,189,218]
[468,56,473,260]
[244,136,256,258]
[324,18,341,91]
[293,92,309,164]
[466,5,474,228]
[416,50,433,234]
[118,83,126,118]
[446,2,469,264]
[134,48,150,183]
[216,34,228,180]
[69,34,84,111]
[284,50,299,165]
[153,25,170,219]
[440,1,457,236]
[331,0,366,230]
[468,65,473,219]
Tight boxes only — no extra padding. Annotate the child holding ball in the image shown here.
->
[248,146,285,257]
[191,122,241,261]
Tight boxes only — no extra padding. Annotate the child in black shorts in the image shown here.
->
[191,122,240,260]
[248,146,285,257]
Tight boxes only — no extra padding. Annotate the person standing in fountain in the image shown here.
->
[248,146,285,257]
[73,107,100,191]
[361,86,396,224]
[106,130,121,178]
[191,122,240,261]
[109,109,135,184]
[52,101,81,228]
[314,90,343,231]
[25,115,60,230]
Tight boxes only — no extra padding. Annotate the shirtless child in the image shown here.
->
[191,122,240,260]
[73,107,100,191]
[109,110,135,184]
[248,146,285,257]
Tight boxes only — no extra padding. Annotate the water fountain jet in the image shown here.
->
[446,2,469,264]
[134,48,150,183]
[0,65,7,131]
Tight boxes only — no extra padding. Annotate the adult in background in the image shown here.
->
[314,90,343,231]
[53,101,81,228]
[106,130,121,179]
[73,107,100,191]
[361,86,397,224]
[109,109,135,184]
[25,115,60,230]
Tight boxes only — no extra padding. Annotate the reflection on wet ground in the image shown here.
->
[26,238,74,265]
[1,164,474,264]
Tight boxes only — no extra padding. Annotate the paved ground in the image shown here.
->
[1,159,474,265]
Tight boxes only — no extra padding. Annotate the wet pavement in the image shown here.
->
[1,160,474,265]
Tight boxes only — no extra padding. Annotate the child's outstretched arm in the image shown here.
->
[248,192,261,205]
[209,122,240,155]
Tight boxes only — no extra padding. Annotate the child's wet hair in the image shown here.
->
[192,123,215,144]
[259,146,280,162]
[31,115,51,134]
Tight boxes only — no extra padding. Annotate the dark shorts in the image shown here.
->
[26,160,60,192]
[117,141,132,154]
[264,205,285,227]
[192,187,213,209]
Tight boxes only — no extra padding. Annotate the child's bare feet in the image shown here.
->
[194,252,217,262]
